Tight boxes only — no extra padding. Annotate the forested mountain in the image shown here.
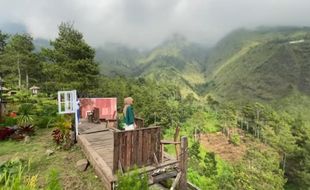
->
[95,44,142,77]
[203,27,310,119]
[96,27,310,118]
[96,34,208,98]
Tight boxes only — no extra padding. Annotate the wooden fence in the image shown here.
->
[113,126,161,173]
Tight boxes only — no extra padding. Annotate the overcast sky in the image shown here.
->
[0,0,310,48]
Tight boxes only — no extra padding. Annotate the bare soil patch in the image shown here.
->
[200,129,248,163]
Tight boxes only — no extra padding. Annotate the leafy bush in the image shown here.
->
[34,100,58,129]
[229,133,240,146]
[0,127,15,140]
[0,117,17,127]
[117,168,148,190]
[203,152,217,177]
[52,115,73,149]
[17,103,34,127]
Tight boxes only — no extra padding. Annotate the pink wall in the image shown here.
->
[79,98,117,120]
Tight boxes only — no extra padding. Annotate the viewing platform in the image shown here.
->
[77,119,191,190]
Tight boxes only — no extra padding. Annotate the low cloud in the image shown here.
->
[1,0,310,48]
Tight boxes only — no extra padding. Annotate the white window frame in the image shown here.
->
[57,90,79,136]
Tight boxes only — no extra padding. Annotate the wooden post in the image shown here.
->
[179,136,188,190]
[174,126,180,160]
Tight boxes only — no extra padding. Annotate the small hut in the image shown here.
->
[30,86,40,95]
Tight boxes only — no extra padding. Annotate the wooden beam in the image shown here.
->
[150,171,178,184]
[170,172,182,190]
[127,159,179,176]
[153,153,159,166]
[113,132,119,173]
[187,181,201,190]
[160,140,181,144]
[82,129,110,135]
[118,160,123,174]
[77,135,115,190]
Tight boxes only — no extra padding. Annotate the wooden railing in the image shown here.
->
[113,126,161,173]
[134,117,144,128]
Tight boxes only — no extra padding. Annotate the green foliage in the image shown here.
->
[34,98,58,128]
[0,117,17,127]
[234,148,286,190]
[189,141,202,161]
[52,115,72,149]
[0,159,38,190]
[117,168,148,190]
[229,133,240,145]
[0,33,40,89]
[203,152,218,177]
[46,169,62,190]
[94,76,181,128]
[0,30,9,52]
[40,22,99,95]
[17,103,34,127]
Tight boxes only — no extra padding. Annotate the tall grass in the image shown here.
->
[46,169,62,190]
[0,160,38,190]
[0,159,62,190]
[117,168,148,190]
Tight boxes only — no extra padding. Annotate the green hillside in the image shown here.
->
[203,27,310,118]
[95,44,142,76]
[96,34,208,98]
[96,27,310,118]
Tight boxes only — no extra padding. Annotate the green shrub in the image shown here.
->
[117,168,148,190]
[35,116,55,129]
[203,152,217,177]
[0,117,17,127]
[34,99,58,128]
[17,103,34,127]
[46,169,62,190]
[229,133,240,146]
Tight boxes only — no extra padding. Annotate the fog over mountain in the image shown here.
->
[1,0,310,48]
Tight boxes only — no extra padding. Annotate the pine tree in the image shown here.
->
[41,22,99,95]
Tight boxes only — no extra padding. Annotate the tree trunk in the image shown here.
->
[17,56,21,89]
[26,71,29,89]
[282,152,286,171]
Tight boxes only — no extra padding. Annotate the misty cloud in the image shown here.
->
[0,0,310,48]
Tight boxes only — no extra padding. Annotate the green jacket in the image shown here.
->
[124,105,135,125]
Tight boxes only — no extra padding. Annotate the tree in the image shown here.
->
[0,30,8,52]
[203,152,217,177]
[41,22,99,95]
[1,34,39,88]
[234,148,286,190]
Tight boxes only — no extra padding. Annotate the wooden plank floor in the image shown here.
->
[83,130,114,169]
[77,120,116,190]
[78,119,107,134]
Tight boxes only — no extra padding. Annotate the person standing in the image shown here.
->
[123,97,135,130]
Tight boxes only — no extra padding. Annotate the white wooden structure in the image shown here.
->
[57,90,79,136]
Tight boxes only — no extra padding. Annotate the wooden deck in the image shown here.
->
[77,120,180,190]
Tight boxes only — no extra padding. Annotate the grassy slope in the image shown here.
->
[0,129,104,189]
[204,27,310,119]
[95,45,142,76]
[138,39,207,98]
